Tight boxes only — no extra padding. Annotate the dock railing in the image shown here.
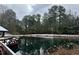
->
[0,42,15,55]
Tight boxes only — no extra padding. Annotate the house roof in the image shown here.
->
[0,26,8,32]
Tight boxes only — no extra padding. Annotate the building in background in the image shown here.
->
[0,26,8,37]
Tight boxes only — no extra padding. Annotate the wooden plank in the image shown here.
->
[0,42,15,55]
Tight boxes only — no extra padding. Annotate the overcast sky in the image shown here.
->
[4,4,79,20]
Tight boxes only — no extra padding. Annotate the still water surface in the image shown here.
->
[14,37,79,55]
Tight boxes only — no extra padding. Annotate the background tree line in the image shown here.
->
[0,5,79,34]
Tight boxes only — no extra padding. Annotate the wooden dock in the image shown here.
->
[0,42,15,55]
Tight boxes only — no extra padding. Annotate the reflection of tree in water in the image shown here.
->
[18,37,79,55]
[18,37,54,55]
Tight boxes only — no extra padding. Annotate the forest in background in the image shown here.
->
[0,5,79,34]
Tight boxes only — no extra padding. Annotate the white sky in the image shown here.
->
[4,4,79,20]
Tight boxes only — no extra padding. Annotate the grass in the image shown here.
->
[49,45,79,55]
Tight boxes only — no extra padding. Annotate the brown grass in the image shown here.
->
[49,45,79,55]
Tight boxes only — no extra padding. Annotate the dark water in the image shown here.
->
[14,37,79,55]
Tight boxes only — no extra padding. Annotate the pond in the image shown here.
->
[14,37,79,55]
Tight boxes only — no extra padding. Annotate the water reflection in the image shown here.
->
[17,37,79,55]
